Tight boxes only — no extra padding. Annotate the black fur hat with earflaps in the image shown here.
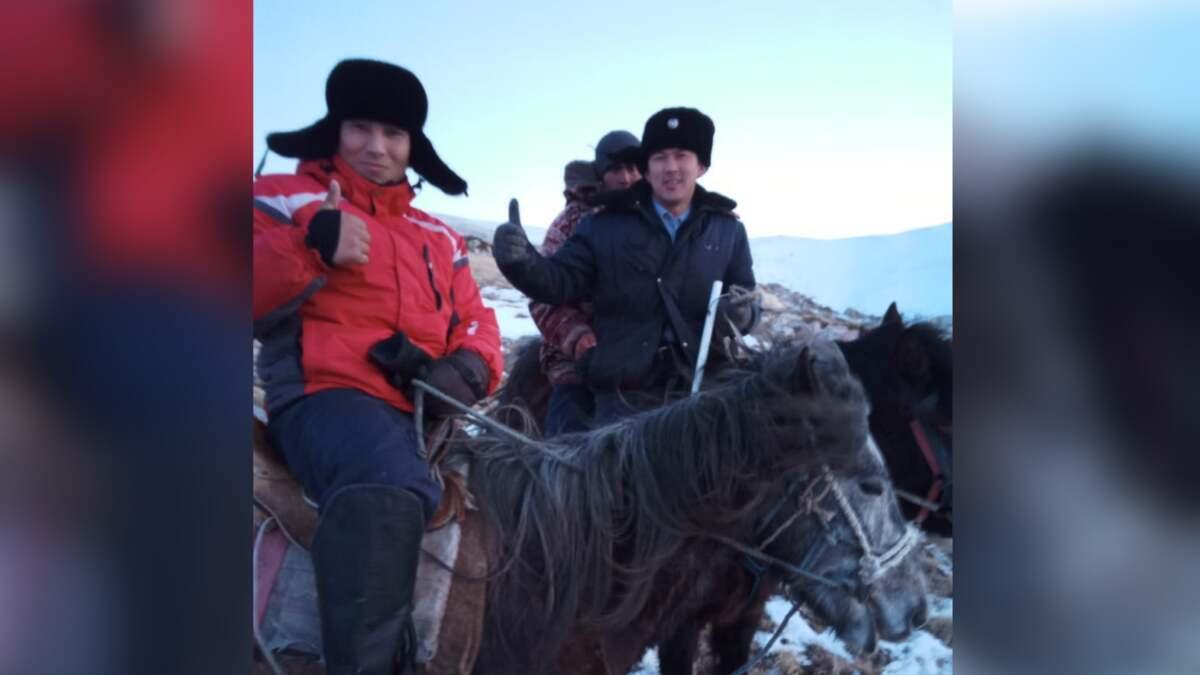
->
[266,59,467,195]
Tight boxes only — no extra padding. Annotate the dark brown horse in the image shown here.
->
[454,339,927,674]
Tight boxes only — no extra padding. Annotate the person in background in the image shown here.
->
[530,131,642,435]
[495,108,760,427]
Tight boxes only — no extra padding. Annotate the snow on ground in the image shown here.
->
[879,630,953,675]
[759,596,857,663]
[630,647,660,674]
[625,589,952,675]
[480,285,538,340]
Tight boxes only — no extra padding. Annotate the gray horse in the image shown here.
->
[453,339,927,674]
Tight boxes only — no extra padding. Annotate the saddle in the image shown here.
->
[252,417,474,543]
[252,416,487,674]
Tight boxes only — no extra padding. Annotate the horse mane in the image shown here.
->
[454,341,871,666]
[904,321,952,367]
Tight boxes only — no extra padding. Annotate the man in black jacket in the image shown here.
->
[494,107,760,425]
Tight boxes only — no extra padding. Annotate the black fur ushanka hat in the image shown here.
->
[266,59,467,195]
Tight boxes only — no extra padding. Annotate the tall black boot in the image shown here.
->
[311,485,426,675]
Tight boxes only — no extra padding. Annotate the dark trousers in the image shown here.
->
[543,383,595,436]
[266,388,442,521]
[591,346,695,426]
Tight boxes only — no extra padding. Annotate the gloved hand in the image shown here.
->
[715,285,759,334]
[368,331,433,391]
[371,333,490,417]
[305,180,372,267]
[420,350,491,417]
[493,198,536,270]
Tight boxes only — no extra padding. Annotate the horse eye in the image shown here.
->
[858,479,885,496]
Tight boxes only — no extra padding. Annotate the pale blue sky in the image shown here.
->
[255,1,951,238]
[956,0,1200,156]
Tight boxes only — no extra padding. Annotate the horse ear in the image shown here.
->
[791,346,818,394]
[791,340,849,394]
[882,302,902,325]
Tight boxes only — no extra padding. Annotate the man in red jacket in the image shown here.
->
[253,59,502,674]
[531,130,641,435]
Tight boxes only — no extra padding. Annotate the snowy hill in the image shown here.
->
[432,212,547,253]
[749,224,951,319]
[442,213,950,322]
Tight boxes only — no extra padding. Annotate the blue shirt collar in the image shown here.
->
[652,198,691,241]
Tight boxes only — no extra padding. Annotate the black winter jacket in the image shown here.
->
[498,181,757,389]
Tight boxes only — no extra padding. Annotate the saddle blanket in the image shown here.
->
[254,515,470,667]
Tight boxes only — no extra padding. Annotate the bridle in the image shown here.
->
[783,465,919,587]
[906,391,952,525]
[714,463,920,593]
[719,463,922,675]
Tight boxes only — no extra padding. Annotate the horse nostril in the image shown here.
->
[859,478,885,496]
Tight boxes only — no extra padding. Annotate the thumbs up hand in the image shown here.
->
[320,178,342,210]
[317,180,372,267]
[493,198,534,269]
[507,198,523,229]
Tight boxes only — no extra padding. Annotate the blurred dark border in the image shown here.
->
[955,3,1200,673]
[1,2,250,674]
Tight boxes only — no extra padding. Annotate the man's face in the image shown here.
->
[601,163,641,191]
[646,148,706,211]
[338,119,411,184]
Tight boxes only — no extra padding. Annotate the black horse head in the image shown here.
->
[839,302,953,535]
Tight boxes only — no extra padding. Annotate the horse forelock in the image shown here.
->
[906,322,952,373]
[904,321,953,420]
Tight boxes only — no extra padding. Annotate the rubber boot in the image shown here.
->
[311,485,425,675]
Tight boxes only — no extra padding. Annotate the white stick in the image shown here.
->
[692,280,725,394]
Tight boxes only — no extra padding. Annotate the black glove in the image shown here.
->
[421,350,490,418]
[493,198,536,271]
[371,334,490,418]
[304,209,341,267]
[369,331,433,391]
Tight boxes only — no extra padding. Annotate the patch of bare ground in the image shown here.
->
[467,248,508,289]
[744,649,807,674]
[925,617,953,646]
[920,540,954,598]
[803,643,892,675]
